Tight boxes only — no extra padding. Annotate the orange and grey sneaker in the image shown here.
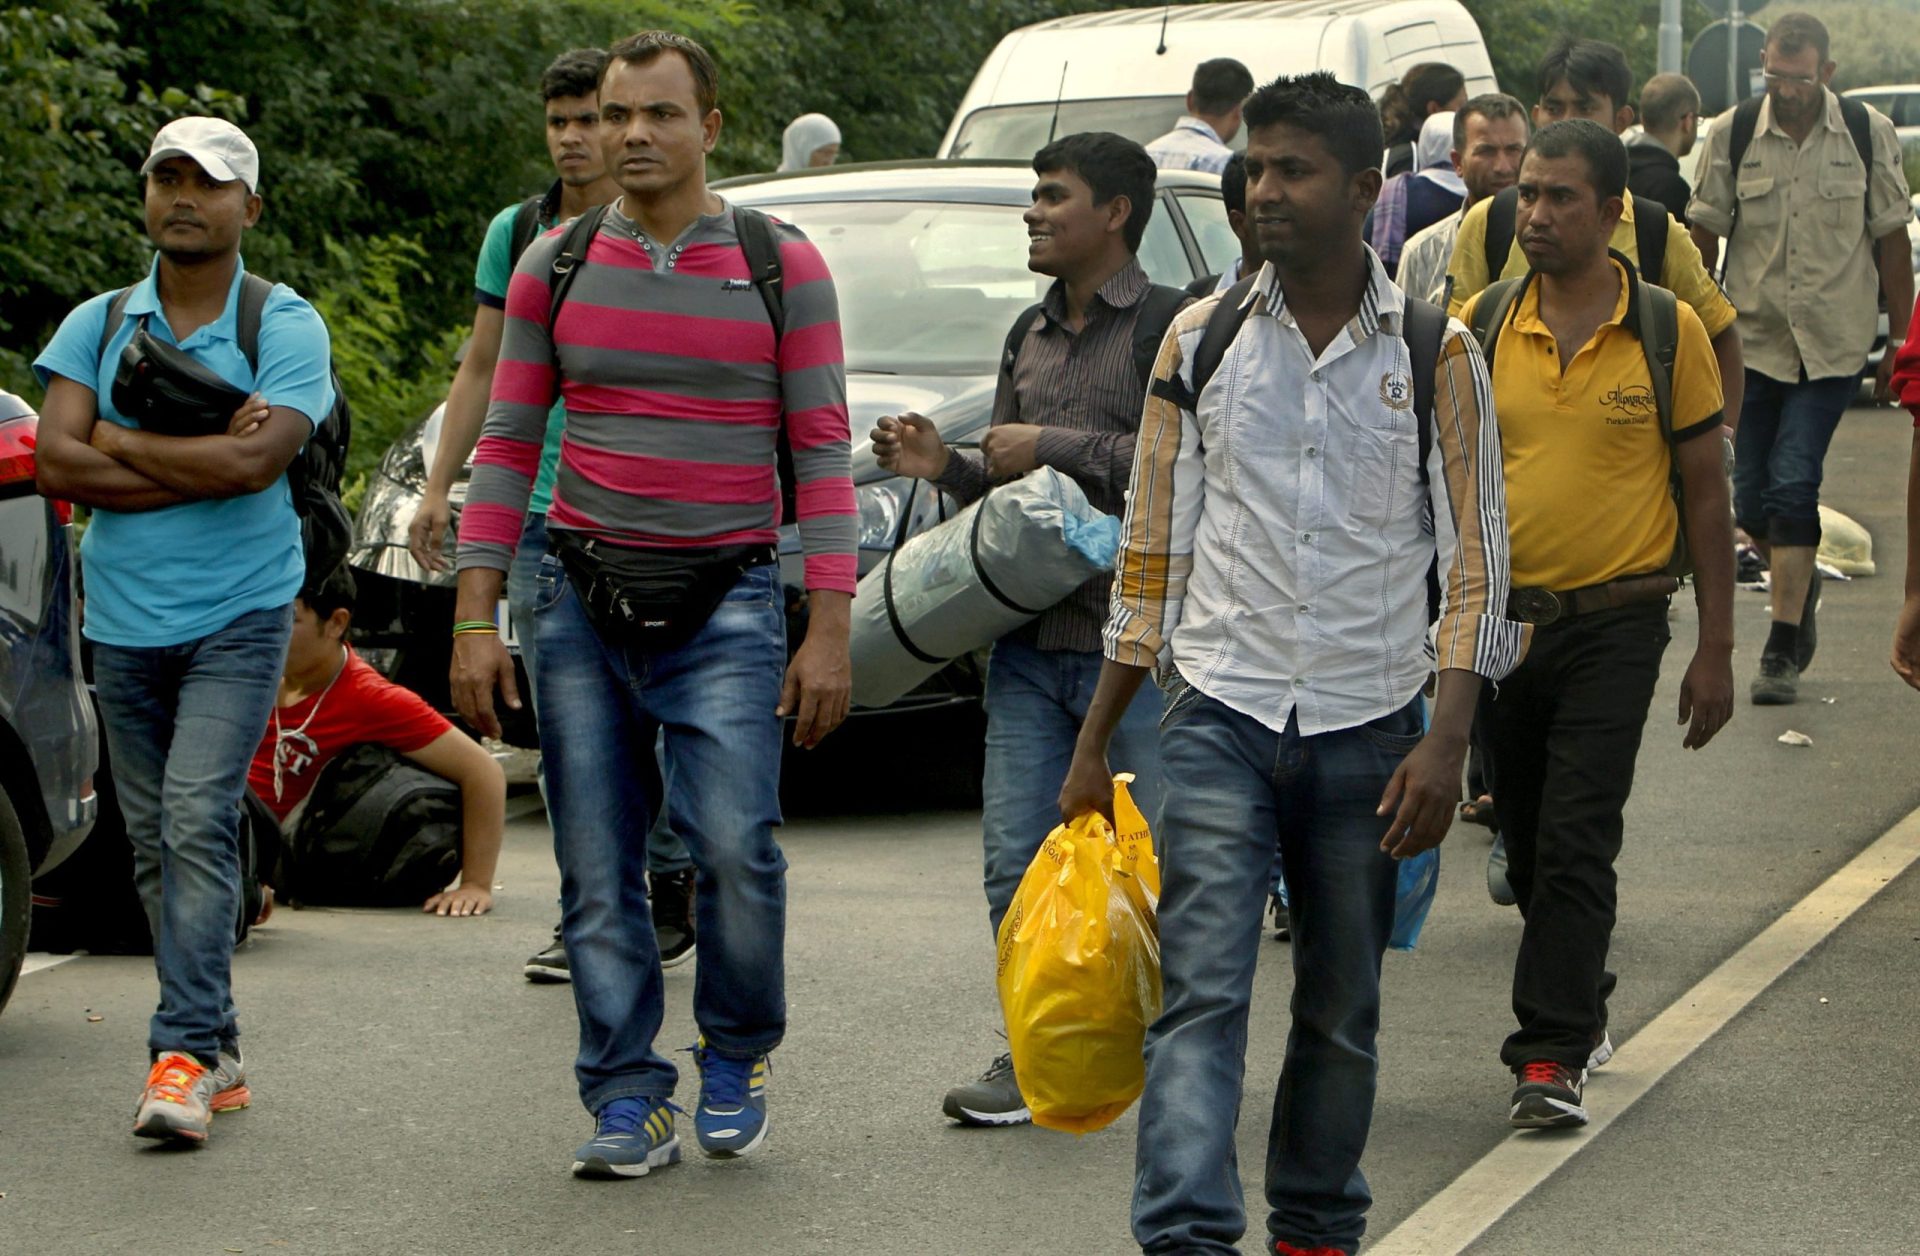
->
[132,1052,216,1143]
[210,1047,251,1114]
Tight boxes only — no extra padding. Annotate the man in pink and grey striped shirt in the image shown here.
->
[451,30,854,1184]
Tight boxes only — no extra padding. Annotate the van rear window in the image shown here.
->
[949,97,1197,159]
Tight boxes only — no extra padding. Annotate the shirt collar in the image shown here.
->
[1246,245,1406,339]
[1040,256,1152,326]
[121,255,250,343]
[1177,116,1225,145]
[1510,255,1633,337]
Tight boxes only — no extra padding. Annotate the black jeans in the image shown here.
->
[1482,602,1670,1072]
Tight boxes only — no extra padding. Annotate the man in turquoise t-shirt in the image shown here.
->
[403,48,696,980]
[35,117,334,1147]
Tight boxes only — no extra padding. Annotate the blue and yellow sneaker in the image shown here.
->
[571,1097,681,1179]
[691,1039,769,1158]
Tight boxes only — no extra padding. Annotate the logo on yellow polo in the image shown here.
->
[1599,385,1656,425]
[1379,372,1413,410]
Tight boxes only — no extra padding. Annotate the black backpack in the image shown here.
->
[275,744,462,908]
[999,283,1193,391]
[506,189,553,270]
[1483,183,1669,295]
[1719,92,1874,279]
[1466,255,1691,579]
[546,202,801,526]
[97,276,353,589]
[1150,278,1451,621]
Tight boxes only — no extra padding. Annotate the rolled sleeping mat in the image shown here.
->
[849,467,1119,708]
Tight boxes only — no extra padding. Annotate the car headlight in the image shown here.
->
[857,481,907,548]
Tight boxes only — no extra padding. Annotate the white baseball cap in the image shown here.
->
[140,117,260,193]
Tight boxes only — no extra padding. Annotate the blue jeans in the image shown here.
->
[1733,370,1855,548]
[1133,685,1419,1256]
[92,604,292,1064]
[980,635,1163,939]
[532,556,787,1111]
[510,512,689,876]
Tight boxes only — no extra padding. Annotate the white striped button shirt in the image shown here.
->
[1145,117,1234,175]
[1105,250,1530,736]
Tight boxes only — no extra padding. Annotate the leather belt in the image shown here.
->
[1508,574,1680,626]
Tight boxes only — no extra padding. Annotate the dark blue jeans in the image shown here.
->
[92,604,292,1064]
[1133,684,1418,1256]
[509,511,688,875]
[1733,369,1855,547]
[980,635,1163,939]
[531,556,787,1111]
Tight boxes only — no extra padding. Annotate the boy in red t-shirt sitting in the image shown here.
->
[248,568,504,916]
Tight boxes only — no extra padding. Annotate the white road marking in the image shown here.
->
[1370,801,1920,1255]
[19,953,78,977]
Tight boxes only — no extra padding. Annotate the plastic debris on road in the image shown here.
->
[1777,730,1814,747]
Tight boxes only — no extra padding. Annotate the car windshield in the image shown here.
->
[751,199,1048,375]
[950,97,1190,159]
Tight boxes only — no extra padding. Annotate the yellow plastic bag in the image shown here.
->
[995,775,1161,1134]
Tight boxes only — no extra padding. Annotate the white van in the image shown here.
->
[939,0,1496,160]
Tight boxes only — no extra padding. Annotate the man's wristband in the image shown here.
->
[452,620,498,637]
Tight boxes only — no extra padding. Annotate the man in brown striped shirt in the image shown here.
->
[871,131,1190,1128]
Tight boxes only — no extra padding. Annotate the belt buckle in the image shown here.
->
[1511,587,1562,626]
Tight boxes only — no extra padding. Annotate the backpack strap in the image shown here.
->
[1839,94,1875,226]
[546,203,610,331]
[94,287,137,365]
[1129,284,1191,391]
[506,192,548,271]
[1148,273,1261,413]
[1630,193,1668,289]
[234,273,274,375]
[1719,95,1768,278]
[1465,276,1528,376]
[1402,296,1448,623]
[733,205,798,526]
[1483,185,1520,284]
[1626,263,1680,449]
[1001,303,1044,377]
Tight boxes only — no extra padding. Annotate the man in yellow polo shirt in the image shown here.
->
[1461,120,1735,1131]
[1446,37,1746,427]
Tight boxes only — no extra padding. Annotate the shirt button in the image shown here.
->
[1311,370,1324,382]
[1306,446,1318,457]
[1297,604,1310,613]
[1301,532,1313,543]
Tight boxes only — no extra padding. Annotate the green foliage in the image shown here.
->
[1790,1,1920,92]
[1459,0,1721,106]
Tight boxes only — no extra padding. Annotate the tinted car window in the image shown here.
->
[1137,199,1193,285]
[950,97,1187,158]
[745,200,1046,375]
[1175,191,1239,275]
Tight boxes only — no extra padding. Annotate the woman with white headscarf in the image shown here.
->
[779,114,841,171]
[1365,110,1465,277]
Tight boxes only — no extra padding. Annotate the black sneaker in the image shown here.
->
[1269,892,1291,942]
[651,867,696,969]
[1751,653,1799,706]
[1735,544,1767,583]
[941,1051,1030,1127]
[1509,1060,1588,1128]
[1795,568,1821,674]
[524,923,570,983]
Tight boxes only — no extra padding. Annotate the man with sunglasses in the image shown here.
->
[33,117,335,1146]
[1689,11,1915,705]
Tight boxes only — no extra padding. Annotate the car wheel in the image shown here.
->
[0,786,31,1017]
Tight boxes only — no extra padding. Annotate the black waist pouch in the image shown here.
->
[112,317,248,437]
[551,531,774,653]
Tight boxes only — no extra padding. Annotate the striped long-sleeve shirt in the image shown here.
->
[455,200,857,594]
[1104,251,1530,736]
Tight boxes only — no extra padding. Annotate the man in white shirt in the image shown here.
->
[1061,72,1528,1256]
[1145,58,1254,175]
[1397,92,1529,306]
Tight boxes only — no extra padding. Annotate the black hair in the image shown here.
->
[1031,131,1158,253]
[606,30,719,115]
[540,48,609,103]
[1527,118,1628,201]
[1378,62,1467,146]
[1191,58,1256,116]
[1243,71,1384,177]
[1766,12,1831,63]
[1221,151,1248,216]
[1537,37,1633,115]
[1453,92,1528,151]
[300,564,358,622]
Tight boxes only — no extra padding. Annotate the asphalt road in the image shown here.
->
[4,407,1919,1256]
